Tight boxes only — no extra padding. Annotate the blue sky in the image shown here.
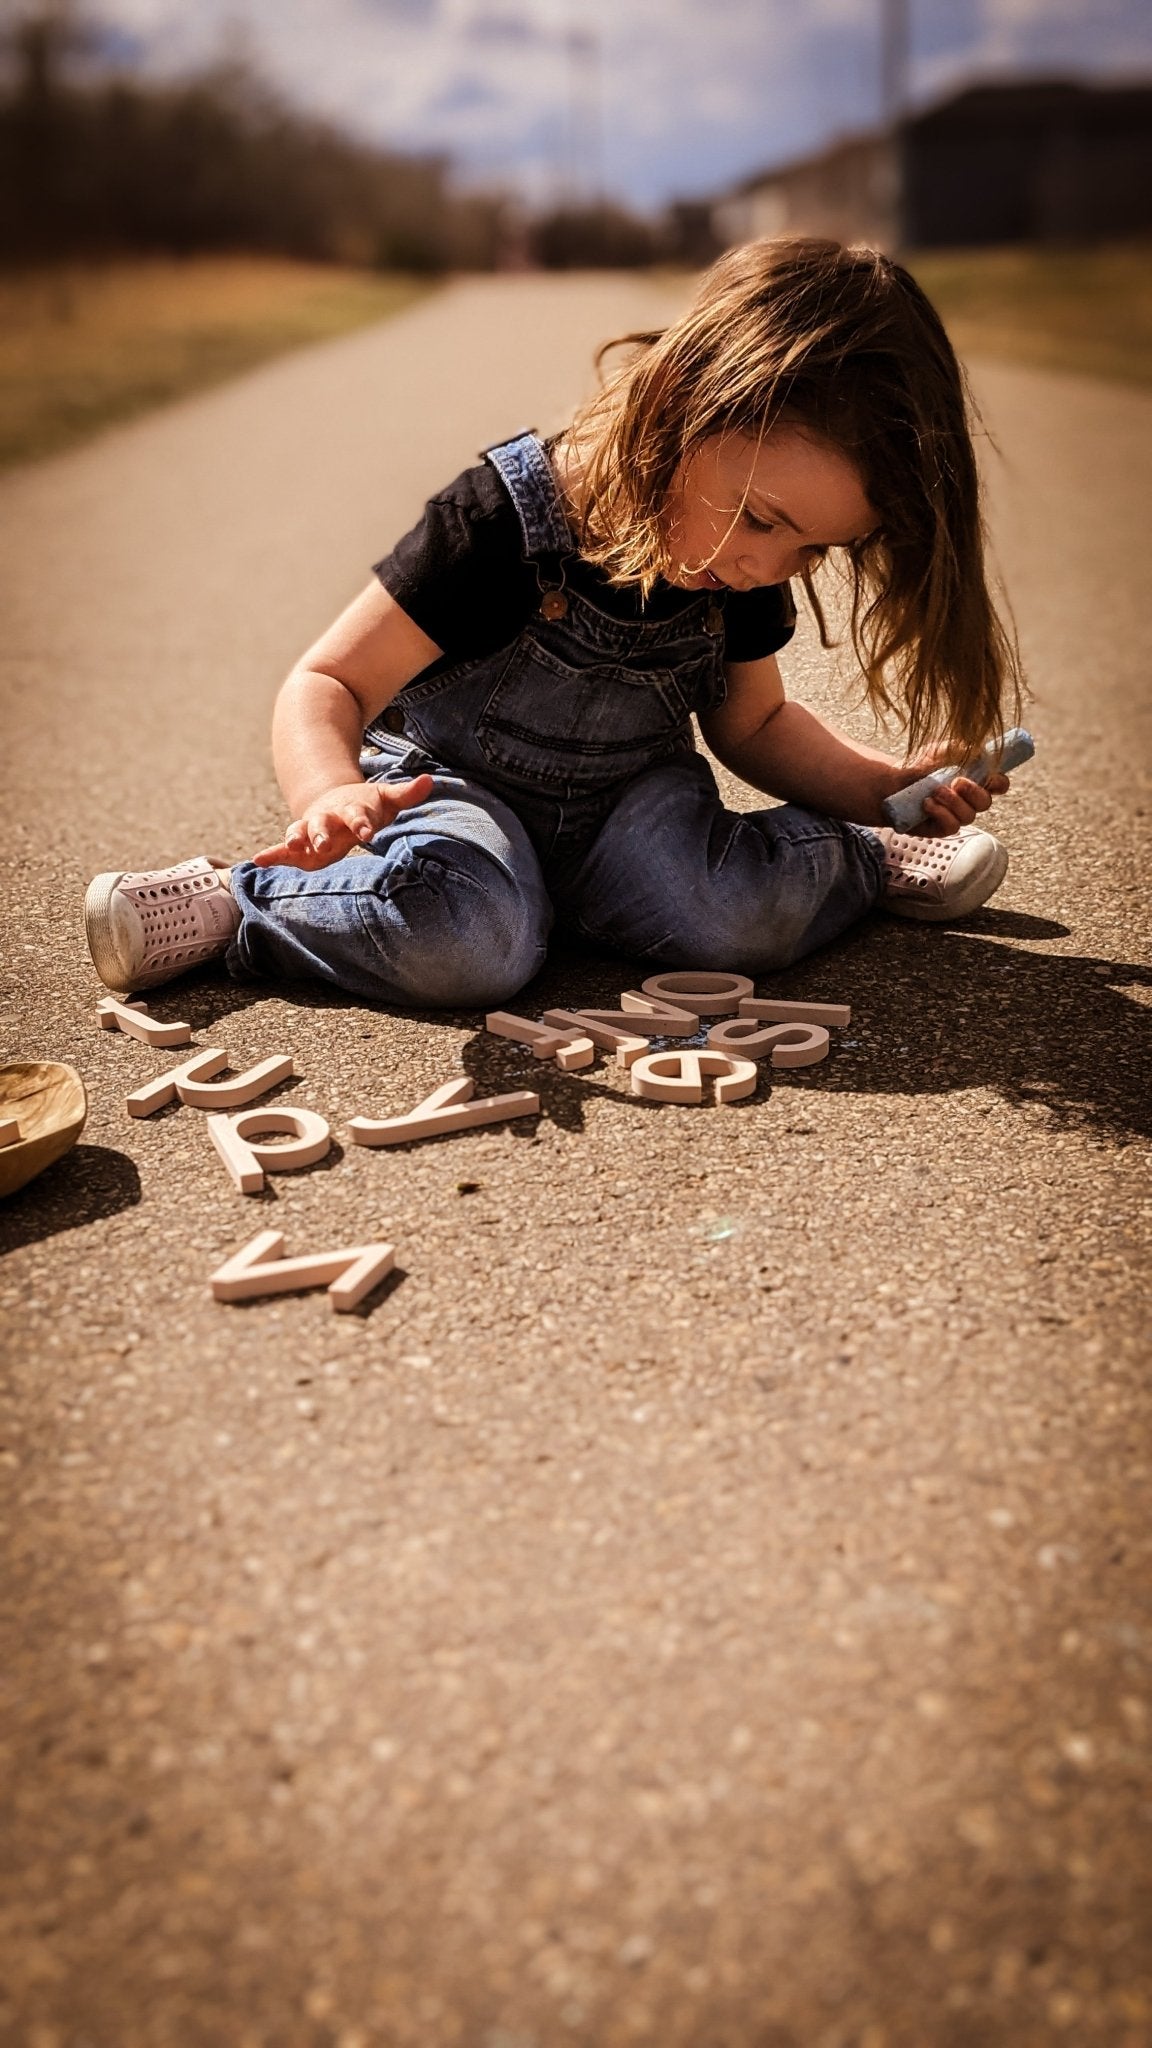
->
[57,0,1152,211]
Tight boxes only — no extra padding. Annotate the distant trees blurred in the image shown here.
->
[529,198,721,270]
[0,6,506,269]
[0,4,716,273]
[530,202,660,270]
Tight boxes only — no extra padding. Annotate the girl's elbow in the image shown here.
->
[281,664,366,718]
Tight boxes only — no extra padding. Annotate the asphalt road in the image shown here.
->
[1,274,1149,2048]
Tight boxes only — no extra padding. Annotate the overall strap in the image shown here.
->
[484,432,574,560]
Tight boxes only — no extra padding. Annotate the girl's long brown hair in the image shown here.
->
[561,236,1024,762]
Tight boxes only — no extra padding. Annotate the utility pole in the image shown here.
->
[879,0,910,249]
[880,0,909,127]
[564,23,601,210]
[583,24,603,208]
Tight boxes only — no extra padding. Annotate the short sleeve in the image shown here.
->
[721,581,798,663]
[372,476,537,661]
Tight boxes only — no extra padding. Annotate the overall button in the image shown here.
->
[540,590,568,621]
[705,603,724,635]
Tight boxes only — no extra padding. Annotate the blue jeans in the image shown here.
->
[228,739,886,1007]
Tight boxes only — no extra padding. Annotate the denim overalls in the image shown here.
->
[229,433,885,1006]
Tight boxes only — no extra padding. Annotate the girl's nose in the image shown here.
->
[738,543,797,582]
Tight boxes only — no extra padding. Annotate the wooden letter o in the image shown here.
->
[638,971,754,1016]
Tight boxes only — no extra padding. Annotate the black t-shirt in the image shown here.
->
[372,452,797,672]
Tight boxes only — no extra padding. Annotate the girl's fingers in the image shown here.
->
[255,780,434,868]
[256,828,343,870]
[252,841,329,869]
[951,777,993,814]
[923,790,973,832]
[304,815,355,857]
[380,773,434,818]
[253,841,305,868]
[924,797,960,826]
[921,802,960,835]
[343,807,379,842]
[924,778,993,830]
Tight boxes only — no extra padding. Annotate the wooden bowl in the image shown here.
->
[0,1063,88,1198]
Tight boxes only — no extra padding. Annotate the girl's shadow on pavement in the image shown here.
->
[819,918,1151,1143]
[464,908,1152,1146]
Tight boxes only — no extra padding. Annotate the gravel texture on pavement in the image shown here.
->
[1,276,1149,2048]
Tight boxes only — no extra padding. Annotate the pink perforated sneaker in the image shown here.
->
[875,824,1009,921]
[84,856,240,991]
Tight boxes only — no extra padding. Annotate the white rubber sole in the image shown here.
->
[84,870,135,991]
[884,837,1009,921]
[83,859,238,991]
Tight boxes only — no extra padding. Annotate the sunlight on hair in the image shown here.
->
[559,236,1026,759]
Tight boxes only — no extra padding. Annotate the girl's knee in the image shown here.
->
[360,843,550,1007]
[653,823,883,973]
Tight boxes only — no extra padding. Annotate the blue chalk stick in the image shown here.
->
[882,727,1035,832]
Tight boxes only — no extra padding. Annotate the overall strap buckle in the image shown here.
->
[483,431,574,563]
[537,568,568,621]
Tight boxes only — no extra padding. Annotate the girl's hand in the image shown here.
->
[897,749,1011,836]
[250,773,434,869]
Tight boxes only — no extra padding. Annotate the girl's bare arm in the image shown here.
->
[700,655,1008,832]
[253,582,443,869]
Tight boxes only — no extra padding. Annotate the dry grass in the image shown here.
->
[907,243,1152,388]
[0,256,435,470]
[6,246,1147,477]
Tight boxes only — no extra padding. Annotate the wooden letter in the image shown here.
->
[553,1037,597,1072]
[630,1049,757,1104]
[707,1018,830,1067]
[177,1053,294,1108]
[348,1075,540,1148]
[207,1106,332,1194]
[570,999,696,1036]
[738,997,850,1027]
[0,1117,19,1147]
[485,1012,595,1069]
[541,1009,649,1069]
[638,971,753,1016]
[96,995,192,1048]
[210,1229,395,1311]
[126,1048,229,1118]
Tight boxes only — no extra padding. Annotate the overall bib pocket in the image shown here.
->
[475,630,707,795]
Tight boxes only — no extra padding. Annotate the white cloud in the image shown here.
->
[73,0,1152,207]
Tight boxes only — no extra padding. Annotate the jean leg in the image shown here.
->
[228,768,553,1007]
[557,755,885,973]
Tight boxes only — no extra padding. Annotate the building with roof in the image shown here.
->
[713,78,1152,251]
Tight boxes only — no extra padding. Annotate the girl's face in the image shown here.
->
[664,427,877,593]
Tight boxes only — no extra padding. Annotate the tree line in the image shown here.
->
[0,8,720,272]
[0,10,508,268]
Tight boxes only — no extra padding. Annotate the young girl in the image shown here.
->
[84,237,1021,1007]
